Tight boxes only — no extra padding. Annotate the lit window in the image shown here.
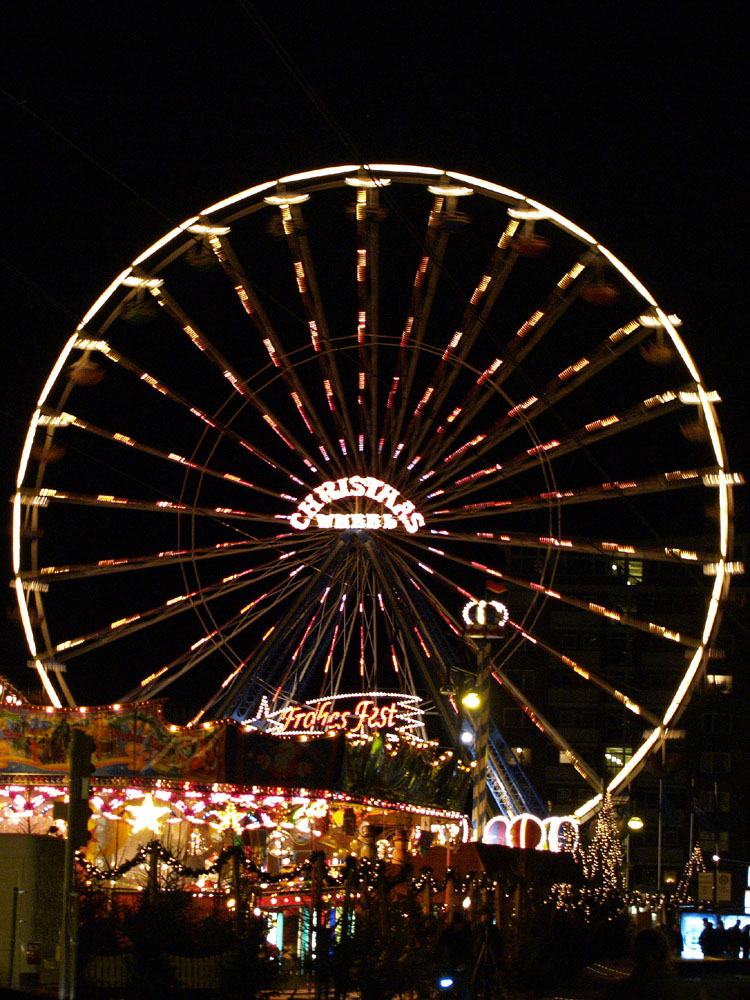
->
[706,674,733,693]
[604,746,633,774]
[609,557,643,585]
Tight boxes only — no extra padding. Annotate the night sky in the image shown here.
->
[1,5,745,705]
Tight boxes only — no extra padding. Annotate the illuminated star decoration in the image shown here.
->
[212,802,244,835]
[125,793,172,834]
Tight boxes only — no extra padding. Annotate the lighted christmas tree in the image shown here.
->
[582,793,624,893]
[675,843,706,904]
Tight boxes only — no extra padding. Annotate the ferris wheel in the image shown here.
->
[13,164,738,822]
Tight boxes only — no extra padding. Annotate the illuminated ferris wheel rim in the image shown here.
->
[12,163,736,824]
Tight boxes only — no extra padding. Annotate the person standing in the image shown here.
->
[606,928,707,999]
[699,918,716,958]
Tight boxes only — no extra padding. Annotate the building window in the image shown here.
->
[609,557,643,585]
[698,789,731,813]
[506,669,535,690]
[699,752,731,774]
[503,708,524,728]
[698,830,729,852]
[706,674,733,694]
[506,746,532,766]
[605,746,633,774]
[702,713,732,735]
[559,708,597,728]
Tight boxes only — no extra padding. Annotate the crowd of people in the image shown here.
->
[699,917,750,958]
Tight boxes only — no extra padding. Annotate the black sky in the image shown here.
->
[1,4,745,697]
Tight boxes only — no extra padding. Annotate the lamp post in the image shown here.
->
[713,852,720,913]
[461,597,509,841]
[625,815,644,890]
[463,645,492,840]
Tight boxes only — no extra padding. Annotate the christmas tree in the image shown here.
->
[583,793,624,893]
[675,843,706,904]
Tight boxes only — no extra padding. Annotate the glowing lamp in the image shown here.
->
[507,205,548,220]
[427,178,473,197]
[627,816,644,832]
[461,691,481,710]
[263,191,309,206]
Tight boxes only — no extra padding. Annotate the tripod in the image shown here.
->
[470,922,505,1000]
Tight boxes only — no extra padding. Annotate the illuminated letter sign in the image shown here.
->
[544,815,580,853]
[290,477,425,533]
[249,691,424,739]
[483,816,510,846]
[462,600,509,627]
[509,813,545,849]
[482,813,579,852]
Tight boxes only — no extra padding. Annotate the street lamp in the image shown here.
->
[713,853,720,912]
[625,815,644,890]
[461,690,481,710]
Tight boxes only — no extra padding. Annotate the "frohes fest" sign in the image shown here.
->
[290,476,425,533]
[272,698,399,736]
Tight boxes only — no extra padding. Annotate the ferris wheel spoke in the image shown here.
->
[399,218,524,472]
[394,532,701,649]
[208,541,347,717]
[48,545,318,664]
[465,385,691,495]
[284,596,337,688]
[68,338,314,487]
[378,546,463,684]
[148,284,326,474]
[327,591,360,689]
[481,254,596,387]
[136,608,267,704]
[349,177,387,458]
[244,560,356,704]
[189,566,346,722]
[381,195,453,478]
[209,233,348,478]
[133,556,326,703]
[273,202,359,461]
[416,254,595,473]
[419,387,689,506]
[378,191,454,469]
[490,663,603,791]
[418,527,722,568]
[282,576,351,702]
[40,408,297,502]
[503,617,662,726]
[412,316,653,481]
[19,534,301,584]
[18,486,293,526]
[379,535,467,640]
[367,546,456,730]
[425,465,721,521]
